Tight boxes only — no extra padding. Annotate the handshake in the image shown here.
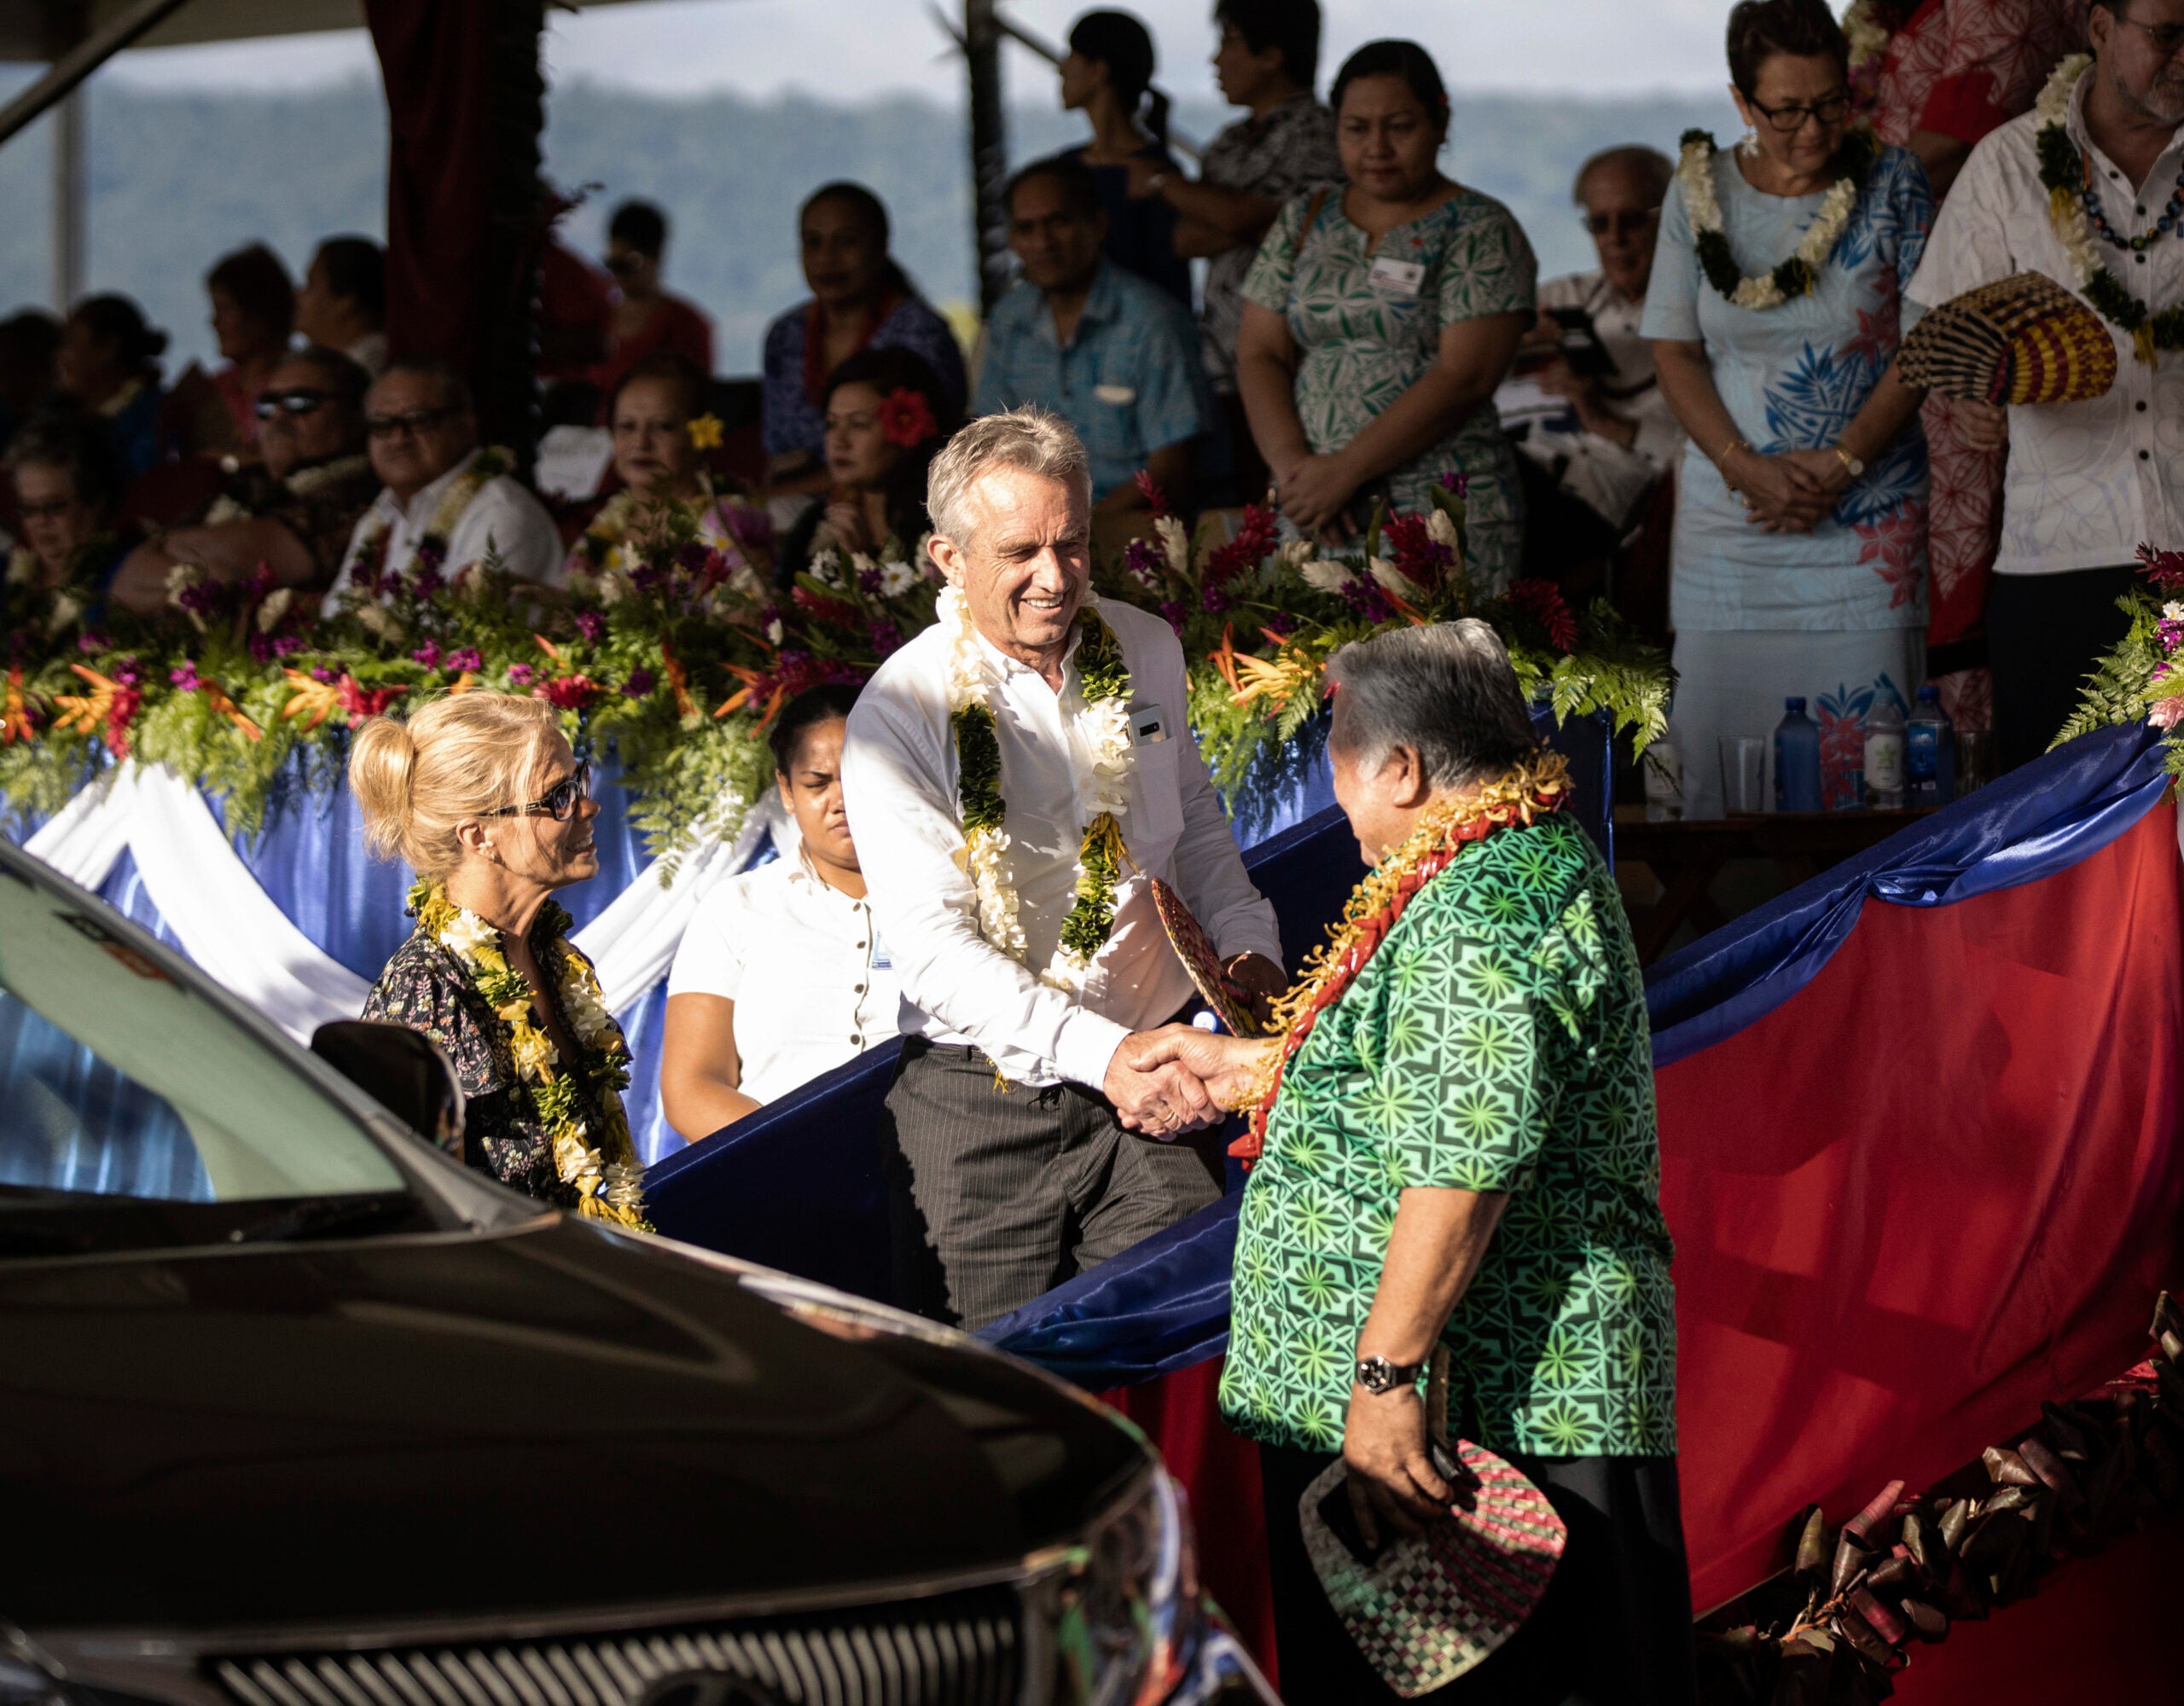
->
[1101,1024,1278,1138]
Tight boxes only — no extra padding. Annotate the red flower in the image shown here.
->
[2140,543,2184,592]
[1135,469,1170,517]
[537,674,600,711]
[877,386,938,449]
[1503,579,1578,652]
[792,586,862,628]
[336,675,410,728]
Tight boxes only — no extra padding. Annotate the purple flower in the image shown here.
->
[621,667,656,698]
[78,630,110,653]
[1264,612,1298,639]
[725,505,773,551]
[446,647,481,672]
[169,662,200,690]
[247,633,274,663]
[1338,576,1395,624]
[758,602,785,630]
[271,634,304,659]
[507,663,535,686]
[311,665,337,683]
[410,566,444,599]
[677,540,711,575]
[858,567,885,597]
[1123,537,1165,589]
[113,659,142,688]
[414,539,447,573]
[177,579,223,615]
[410,641,443,669]
[246,565,274,597]
[575,610,607,644]
[2159,616,2184,654]
[872,620,903,657]
[1159,599,1187,635]
[1438,471,1469,496]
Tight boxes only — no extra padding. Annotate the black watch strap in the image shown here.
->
[1354,1355,1423,1395]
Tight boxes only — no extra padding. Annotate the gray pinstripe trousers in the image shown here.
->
[881,1038,1223,1330]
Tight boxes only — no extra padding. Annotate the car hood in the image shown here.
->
[0,1218,1145,1633]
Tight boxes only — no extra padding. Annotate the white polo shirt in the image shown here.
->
[665,845,901,1105]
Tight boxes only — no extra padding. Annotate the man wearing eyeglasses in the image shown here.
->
[1519,146,1687,554]
[107,345,380,615]
[320,358,563,614]
[1909,0,2184,773]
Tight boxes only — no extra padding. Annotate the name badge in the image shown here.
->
[1094,382,1138,405]
[1368,257,1426,299]
[1130,703,1171,746]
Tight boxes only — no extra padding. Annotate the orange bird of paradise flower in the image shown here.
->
[1,666,34,746]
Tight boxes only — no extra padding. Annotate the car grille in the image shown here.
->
[208,1587,1024,1706]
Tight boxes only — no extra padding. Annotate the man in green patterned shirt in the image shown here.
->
[1144,621,1691,1701]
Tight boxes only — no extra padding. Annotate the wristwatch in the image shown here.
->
[1354,1355,1424,1395]
[1831,442,1867,479]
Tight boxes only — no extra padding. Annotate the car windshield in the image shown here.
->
[0,862,409,1252]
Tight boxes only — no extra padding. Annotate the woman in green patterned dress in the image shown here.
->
[1141,622,1690,1701]
[1235,39,1536,590]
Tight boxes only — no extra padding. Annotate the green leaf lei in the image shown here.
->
[1682,127,1878,307]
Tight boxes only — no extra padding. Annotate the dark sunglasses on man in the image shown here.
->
[1581,208,1661,238]
[254,387,336,421]
[364,406,459,440]
[481,764,592,823]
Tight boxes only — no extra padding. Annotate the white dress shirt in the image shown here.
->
[841,595,1283,1091]
[665,840,900,1105]
[322,448,566,613]
[1908,81,2184,575]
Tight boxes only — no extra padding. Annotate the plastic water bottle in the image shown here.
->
[1906,686,1954,808]
[1864,695,1907,809]
[1773,697,1822,813]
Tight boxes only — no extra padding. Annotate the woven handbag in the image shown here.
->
[1299,1362,1566,1697]
[1897,270,2117,405]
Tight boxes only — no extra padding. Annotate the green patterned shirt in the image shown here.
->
[1241,186,1536,593]
[1218,815,1676,1459]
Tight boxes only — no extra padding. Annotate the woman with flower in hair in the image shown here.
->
[350,692,648,1229]
[776,345,959,583]
[1644,0,1936,816]
[566,351,769,601]
[1136,621,1688,1703]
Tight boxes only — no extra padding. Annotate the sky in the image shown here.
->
[98,0,1734,102]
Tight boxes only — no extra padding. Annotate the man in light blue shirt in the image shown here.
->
[973,155,1211,514]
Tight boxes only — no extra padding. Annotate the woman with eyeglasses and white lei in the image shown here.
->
[1645,0,1938,820]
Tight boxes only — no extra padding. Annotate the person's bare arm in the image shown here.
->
[1165,180,1282,247]
[106,519,318,616]
[1653,338,1831,531]
[1345,1187,1510,1546]
[1906,129,1972,202]
[1237,299,1311,481]
[660,992,763,1141]
[1173,214,1236,260]
[1276,311,1530,535]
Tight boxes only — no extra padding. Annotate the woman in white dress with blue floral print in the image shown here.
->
[1645,0,1937,817]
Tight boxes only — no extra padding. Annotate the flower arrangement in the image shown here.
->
[2057,543,2184,760]
[0,468,1671,874]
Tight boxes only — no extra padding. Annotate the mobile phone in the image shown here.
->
[1548,305,1618,380]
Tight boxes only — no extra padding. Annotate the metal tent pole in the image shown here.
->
[51,88,83,310]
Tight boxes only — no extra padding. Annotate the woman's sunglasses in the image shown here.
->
[482,764,592,823]
[254,387,336,421]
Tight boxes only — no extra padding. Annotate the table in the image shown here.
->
[1616,804,1939,963]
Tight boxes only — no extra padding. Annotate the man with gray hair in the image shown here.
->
[840,404,1287,1328]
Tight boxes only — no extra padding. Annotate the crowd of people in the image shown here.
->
[6,0,2171,1691]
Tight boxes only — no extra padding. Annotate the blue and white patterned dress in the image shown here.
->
[1641,142,1937,815]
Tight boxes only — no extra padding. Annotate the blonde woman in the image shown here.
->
[349,693,647,1227]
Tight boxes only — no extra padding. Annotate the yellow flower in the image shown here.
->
[687,413,724,451]
[508,1023,559,1079]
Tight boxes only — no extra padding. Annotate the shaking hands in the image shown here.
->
[1102,1022,1280,1138]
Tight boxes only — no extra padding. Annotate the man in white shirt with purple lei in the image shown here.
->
[841,406,1287,1330]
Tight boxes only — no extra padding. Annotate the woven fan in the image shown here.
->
[1898,270,2117,405]
[1149,877,1269,1038]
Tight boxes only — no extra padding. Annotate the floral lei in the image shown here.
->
[942,584,1135,992]
[411,875,650,1231]
[1230,751,1573,1164]
[1678,125,1878,309]
[342,447,514,599]
[1842,0,1895,107]
[2034,54,2184,366]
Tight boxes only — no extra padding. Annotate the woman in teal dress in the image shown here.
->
[1236,39,1535,591]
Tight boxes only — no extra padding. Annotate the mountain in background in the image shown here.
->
[0,77,1739,377]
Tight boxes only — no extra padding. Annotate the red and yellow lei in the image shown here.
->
[1230,751,1572,1164]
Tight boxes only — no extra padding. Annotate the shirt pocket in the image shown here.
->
[1129,734,1185,853]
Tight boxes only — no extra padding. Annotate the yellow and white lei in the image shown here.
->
[1678,130,1867,310]
[941,583,1136,994]
[415,877,649,1231]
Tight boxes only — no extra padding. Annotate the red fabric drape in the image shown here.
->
[364,0,493,380]
[1659,802,2184,1611]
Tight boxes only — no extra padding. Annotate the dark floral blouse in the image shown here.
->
[362,918,619,1210]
